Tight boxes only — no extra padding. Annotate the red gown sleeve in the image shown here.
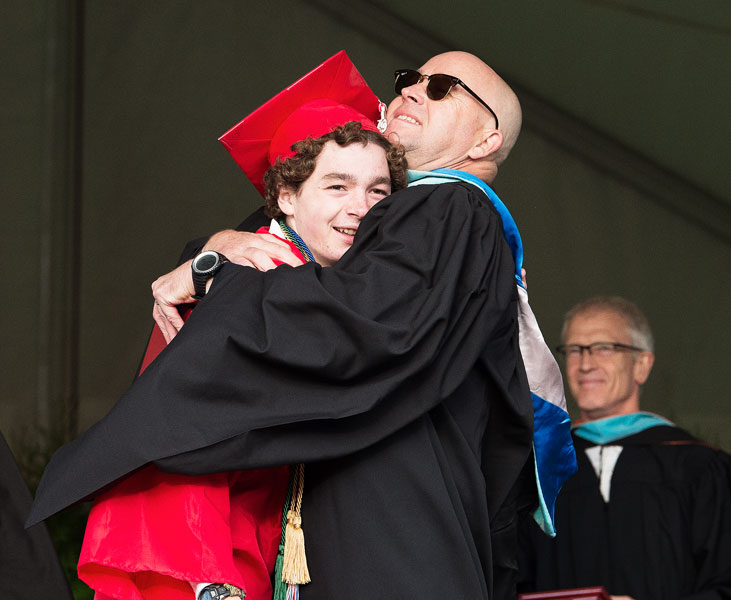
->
[78,465,289,600]
[78,231,303,599]
[78,307,289,600]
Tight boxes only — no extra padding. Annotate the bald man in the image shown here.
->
[30,52,576,600]
[385,51,521,178]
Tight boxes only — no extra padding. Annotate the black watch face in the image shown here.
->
[195,253,218,273]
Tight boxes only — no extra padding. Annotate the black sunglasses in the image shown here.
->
[394,68,499,129]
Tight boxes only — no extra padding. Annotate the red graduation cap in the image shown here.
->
[219,50,382,197]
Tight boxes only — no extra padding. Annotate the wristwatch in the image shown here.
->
[197,584,231,600]
[191,250,229,300]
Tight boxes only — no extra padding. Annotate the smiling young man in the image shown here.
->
[267,132,395,267]
[30,51,576,600]
[519,296,731,600]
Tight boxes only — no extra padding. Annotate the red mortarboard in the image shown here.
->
[219,50,382,196]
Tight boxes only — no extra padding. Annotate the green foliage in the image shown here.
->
[12,423,94,600]
[46,503,94,599]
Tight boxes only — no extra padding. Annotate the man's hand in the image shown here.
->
[152,260,196,343]
[203,229,300,270]
[151,228,304,343]
[610,596,636,600]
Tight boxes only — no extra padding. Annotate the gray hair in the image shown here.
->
[561,296,654,353]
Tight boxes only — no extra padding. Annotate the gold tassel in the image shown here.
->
[281,464,310,585]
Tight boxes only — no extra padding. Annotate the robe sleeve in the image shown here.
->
[0,433,73,598]
[682,448,731,600]
[29,182,527,525]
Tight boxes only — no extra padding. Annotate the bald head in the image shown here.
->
[385,51,522,182]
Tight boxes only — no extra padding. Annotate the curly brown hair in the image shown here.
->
[263,121,408,218]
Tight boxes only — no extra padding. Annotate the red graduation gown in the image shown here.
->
[78,230,303,600]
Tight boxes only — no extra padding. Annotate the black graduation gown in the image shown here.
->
[30,181,534,599]
[518,426,731,600]
[0,432,73,598]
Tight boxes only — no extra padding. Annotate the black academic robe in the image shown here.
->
[30,181,534,599]
[518,426,731,600]
[0,432,73,598]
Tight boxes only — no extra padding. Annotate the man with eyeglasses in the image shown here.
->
[30,51,576,600]
[519,296,731,600]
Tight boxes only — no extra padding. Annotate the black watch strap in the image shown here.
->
[191,251,229,300]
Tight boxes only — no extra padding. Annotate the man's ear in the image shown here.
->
[277,185,296,217]
[633,351,655,386]
[467,129,503,161]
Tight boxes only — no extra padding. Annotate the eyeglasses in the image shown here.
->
[394,68,499,129]
[555,342,646,360]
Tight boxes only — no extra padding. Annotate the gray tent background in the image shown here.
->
[3,0,730,459]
